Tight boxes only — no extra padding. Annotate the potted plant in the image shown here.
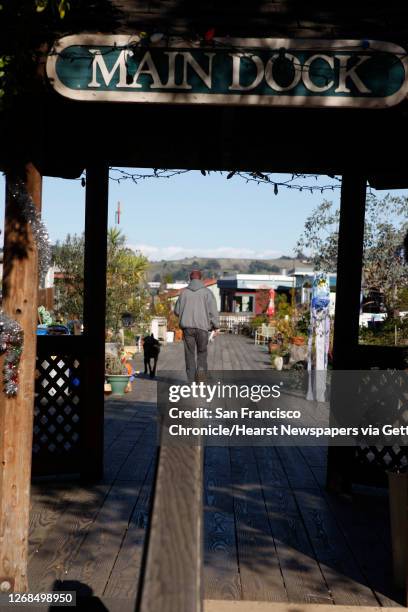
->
[270,349,283,370]
[268,340,280,354]
[291,335,306,346]
[105,354,129,396]
[168,311,183,341]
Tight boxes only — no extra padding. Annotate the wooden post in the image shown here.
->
[0,163,42,592]
[326,173,367,493]
[81,164,109,481]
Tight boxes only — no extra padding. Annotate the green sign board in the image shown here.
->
[46,35,408,108]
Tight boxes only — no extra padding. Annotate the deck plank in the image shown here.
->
[255,447,333,605]
[62,480,151,596]
[276,446,321,491]
[103,460,156,599]
[293,488,380,606]
[230,446,288,602]
[28,485,74,563]
[28,484,111,592]
[318,490,401,607]
[204,446,242,600]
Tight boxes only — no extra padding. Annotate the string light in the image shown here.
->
[103,168,342,194]
[50,35,408,62]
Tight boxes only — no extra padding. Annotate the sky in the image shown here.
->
[0,170,401,262]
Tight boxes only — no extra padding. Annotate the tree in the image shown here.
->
[53,228,151,331]
[163,272,174,284]
[0,1,119,120]
[0,1,69,109]
[296,195,408,314]
[105,228,150,332]
[256,289,270,314]
[53,233,85,319]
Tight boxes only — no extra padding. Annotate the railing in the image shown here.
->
[137,441,203,612]
[219,312,254,333]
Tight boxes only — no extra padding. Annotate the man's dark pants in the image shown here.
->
[182,327,209,382]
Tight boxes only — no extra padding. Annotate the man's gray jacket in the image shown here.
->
[174,279,220,332]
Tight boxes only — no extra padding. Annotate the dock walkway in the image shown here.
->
[27,335,399,610]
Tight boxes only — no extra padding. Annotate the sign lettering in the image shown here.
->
[46,35,408,108]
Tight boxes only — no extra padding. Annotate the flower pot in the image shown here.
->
[273,356,283,370]
[106,375,129,396]
[268,341,279,354]
[388,471,408,589]
[175,329,183,342]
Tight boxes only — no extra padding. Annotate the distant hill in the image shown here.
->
[147,256,310,283]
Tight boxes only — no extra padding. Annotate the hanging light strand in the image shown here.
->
[105,167,342,194]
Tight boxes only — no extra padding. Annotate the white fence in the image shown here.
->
[219,312,254,333]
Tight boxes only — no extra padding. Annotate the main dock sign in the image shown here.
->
[46,35,408,108]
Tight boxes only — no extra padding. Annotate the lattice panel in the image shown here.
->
[356,444,408,472]
[354,362,408,477]
[33,354,81,459]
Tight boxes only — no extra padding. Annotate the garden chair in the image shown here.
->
[255,324,275,345]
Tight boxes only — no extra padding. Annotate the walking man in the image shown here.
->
[174,270,219,382]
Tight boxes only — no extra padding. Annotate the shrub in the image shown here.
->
[250,314,268,330]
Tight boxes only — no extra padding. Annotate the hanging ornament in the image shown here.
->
[0,311,24,396]
[306,273,331,402]
[204,28,216,42]
[7,178,51,285]
[150,32,164,44]
[1,178,51,396]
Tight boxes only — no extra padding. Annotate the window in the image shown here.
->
[234,294,254,313]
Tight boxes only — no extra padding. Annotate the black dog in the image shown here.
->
[143,334,160,378]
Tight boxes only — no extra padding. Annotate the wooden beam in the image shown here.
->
[326,173,367,493]
[136,442,203,612]
[204,602,394,612]
[81,164,109,481]
[332,174,367,369]
[0,163,42,592]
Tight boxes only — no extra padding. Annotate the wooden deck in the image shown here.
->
[27,335,402,610]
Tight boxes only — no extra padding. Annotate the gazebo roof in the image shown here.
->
[3,1,408,187]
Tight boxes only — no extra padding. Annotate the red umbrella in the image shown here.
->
[266,288,275,317]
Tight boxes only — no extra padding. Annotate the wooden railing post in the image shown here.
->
[81,164,109,481]
[0,164,42,592]
[326,173,367,493]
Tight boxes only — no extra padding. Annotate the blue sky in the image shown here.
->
[0,170,370,261]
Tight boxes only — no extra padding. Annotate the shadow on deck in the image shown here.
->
[27,336,402,610]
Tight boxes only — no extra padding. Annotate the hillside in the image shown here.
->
[147,256,309,282]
